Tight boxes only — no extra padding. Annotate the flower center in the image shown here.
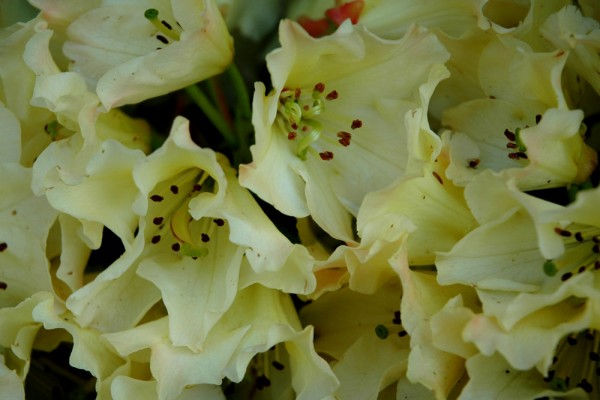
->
[543,329,600,395]
[542,225,600,281]
[146,169,223,259]
[276,82,362,161]
[374,310,408,339]
[144,8,182,46]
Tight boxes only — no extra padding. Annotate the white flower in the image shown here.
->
[240,20,448,241]
[62,0,233,108]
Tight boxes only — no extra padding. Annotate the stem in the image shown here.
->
[226,64,251,118]
[185,85,237,146]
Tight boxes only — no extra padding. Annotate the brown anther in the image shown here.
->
[288,132,297,140]
[578,266,586,274]
[432,171,443,185]
[170,185,179,194]
[398,330,408,337]
[515,151,528,159]
[593,244,600,254]
[337,131,351,147]
[153,217,164,225]
[556,50,565,57]
[468,159,480,168]
[303,105,309,111]
[272,361,285,370]
[351,119,363,129]
[508,153,520,159]
[171,243,180,252]
[156,35,169,44]
[561,272,573,281]
[214,218,225,226]
[151,235,161,244]
[193,184,202,191]
[506,143,518,149]
[326,90,338,100]
[535,114,542,124]
[295,88,301,99]
[596,261,600,270]
[0,281,6,290]
[161,20,173,30]
[291,123,298,130]
[0,242,6,252]
[575,232,584,242]
[319,151,334,160]
[504,129,516,141]
[150,195,164,202]
[554,227,572,237]
[314,82,325,93]
[201,233,210,242]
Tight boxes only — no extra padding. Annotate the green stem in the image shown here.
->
[185,85,237,146]
[226,64,251,118]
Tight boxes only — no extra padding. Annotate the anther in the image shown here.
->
[288,132,297,140]
[157,35,169,44]
[271,361,285,370]
[0,242,6,252]
[575,232,584,242]
[325,90,338,100]
[337,131,351,146]
[561,272,573,281]
[432,171,443,185]
[150,195,164,202]
[151,235,161,244]
[153,217,164,225]
[319,151,334,160]
[171,243,180,252]
[214,219,225,226]
[504,129,516,141]
[314,82,325,93]
[170,185,179,194]
[535,114,542,124]
[201,233,210,242]
[0,282,6,290]
[554,227,572,237]
[351,119,362,129]
[468,159,480,168]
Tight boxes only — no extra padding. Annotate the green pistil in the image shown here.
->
[550,377,568,392]
[296,120,322,160]
[144,8,180,41]
[278,86,330,159]
[375,324,389,339]
[515,128,527,153]
[144,8,159,19]
[44,120,60,140]
[180,243,208,258]
[543,260,558,276]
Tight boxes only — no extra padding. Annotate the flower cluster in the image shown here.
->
[1,0,600,399]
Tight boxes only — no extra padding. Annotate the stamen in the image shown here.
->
[0,282,6,290]
[144,8,181,41]
[0,242,6,252]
